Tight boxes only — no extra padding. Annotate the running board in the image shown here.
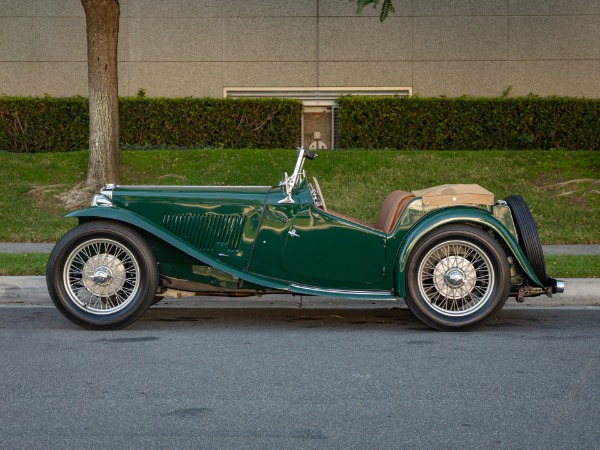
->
[289,283,396,300]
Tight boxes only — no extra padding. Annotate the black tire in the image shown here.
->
[503,195,547,284]
[404,225,511,331]
[46,221,159,330]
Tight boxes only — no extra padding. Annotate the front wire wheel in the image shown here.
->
[47,221,159,330]
[64,238,141,315]
[405,225,510,331]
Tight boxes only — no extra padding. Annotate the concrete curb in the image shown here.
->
[0,277,51,305]
[0,243,55,253]
[1,276,597,308]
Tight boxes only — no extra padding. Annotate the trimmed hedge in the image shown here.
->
[0,97,89,153]
[338,96,600,150]
[0,97,302,152]
[120,98,302,149]
[3,95,599,152]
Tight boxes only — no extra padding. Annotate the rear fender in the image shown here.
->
[66,207,289,290]
[394,207,543,297]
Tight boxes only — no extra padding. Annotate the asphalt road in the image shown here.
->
[1,305,599,449]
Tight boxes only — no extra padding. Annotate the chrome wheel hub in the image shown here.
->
[445,269,464,286]
[64,239,140,314]
[418,241,494,317]
[91,268,111,285]
[82,254,127,297]
[433,256,477,300]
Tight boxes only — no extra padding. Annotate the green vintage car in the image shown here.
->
[46,149,563,330]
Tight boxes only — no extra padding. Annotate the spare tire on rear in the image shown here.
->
[503,195,547,284]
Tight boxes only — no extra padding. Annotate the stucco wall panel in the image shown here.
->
[509,16,600,60]
[0,18,33,61]
[0,63,32,95]
[319,17,413,61]
[224,18,317,62]
[29,0,85,17]
[126,62,223,97]
[223,0,317,17]
[414,16,508,61]
[507,60,600,97]
[31,62,88,96]
[32,18,86,62]
[319,62,413,87]
[509,0,600,15]
[126,0,220,18]
[0,62,88,97]
[127,18,223,62]
[1,1,32,16]
[117,61,130,96]
[413,61,508,96]
[117,17,130,62]
[1,0,599,98]
[319,0,413,17]
[223,62,317,87]
[414,0,508,16]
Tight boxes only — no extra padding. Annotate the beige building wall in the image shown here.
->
[1,0,599,98]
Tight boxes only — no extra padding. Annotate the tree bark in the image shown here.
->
[82,0,120,189]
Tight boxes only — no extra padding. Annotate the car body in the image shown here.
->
[46,149,564,330]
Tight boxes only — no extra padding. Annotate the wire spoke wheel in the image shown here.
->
[405,225,510,331]
[64,239,140,314]
[418,240,493,317]
[47,221,159,329]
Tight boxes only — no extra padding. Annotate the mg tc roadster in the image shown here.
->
[47,149,564,331]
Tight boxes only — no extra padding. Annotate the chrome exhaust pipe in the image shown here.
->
[553,280,565,294]
[547,277,565,294]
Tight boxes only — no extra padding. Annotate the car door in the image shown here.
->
[280,205,386,286]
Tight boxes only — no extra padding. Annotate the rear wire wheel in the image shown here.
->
[503,195,547,284]
[405,225,511,331]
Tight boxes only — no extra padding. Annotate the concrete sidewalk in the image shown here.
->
[0,276,597,308]
[0,243,55,253]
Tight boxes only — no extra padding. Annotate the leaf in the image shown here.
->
[379,0,395,22]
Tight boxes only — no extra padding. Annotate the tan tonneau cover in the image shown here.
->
[413,184,494,207]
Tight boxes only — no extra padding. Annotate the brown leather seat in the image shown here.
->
[373,190,415,234]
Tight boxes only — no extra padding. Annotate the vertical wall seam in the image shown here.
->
[507,1,511,93]
[316,0,320,87]
[411,0,415,93]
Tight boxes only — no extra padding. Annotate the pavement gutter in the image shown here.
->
[1,276,597,308]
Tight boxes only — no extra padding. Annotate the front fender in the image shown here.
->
[394,207,543,297]
[65,207,289,291]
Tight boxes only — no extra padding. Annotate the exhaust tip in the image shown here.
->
[552,279,565,294]
[546,277,565,295]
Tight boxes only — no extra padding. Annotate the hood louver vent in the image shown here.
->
[162,213,246,252]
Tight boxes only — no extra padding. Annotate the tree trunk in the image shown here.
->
[82,0,120,189]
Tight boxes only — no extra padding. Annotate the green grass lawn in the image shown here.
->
[545,255,600,278]
[0,253,49,276]
[1,149,598,244]
[0,253,597,278]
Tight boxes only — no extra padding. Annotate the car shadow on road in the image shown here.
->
[141,306,427,331]
[134,306,585,333]
[8,305,596,333]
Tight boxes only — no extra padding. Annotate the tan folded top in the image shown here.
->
[412,184,494,206]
